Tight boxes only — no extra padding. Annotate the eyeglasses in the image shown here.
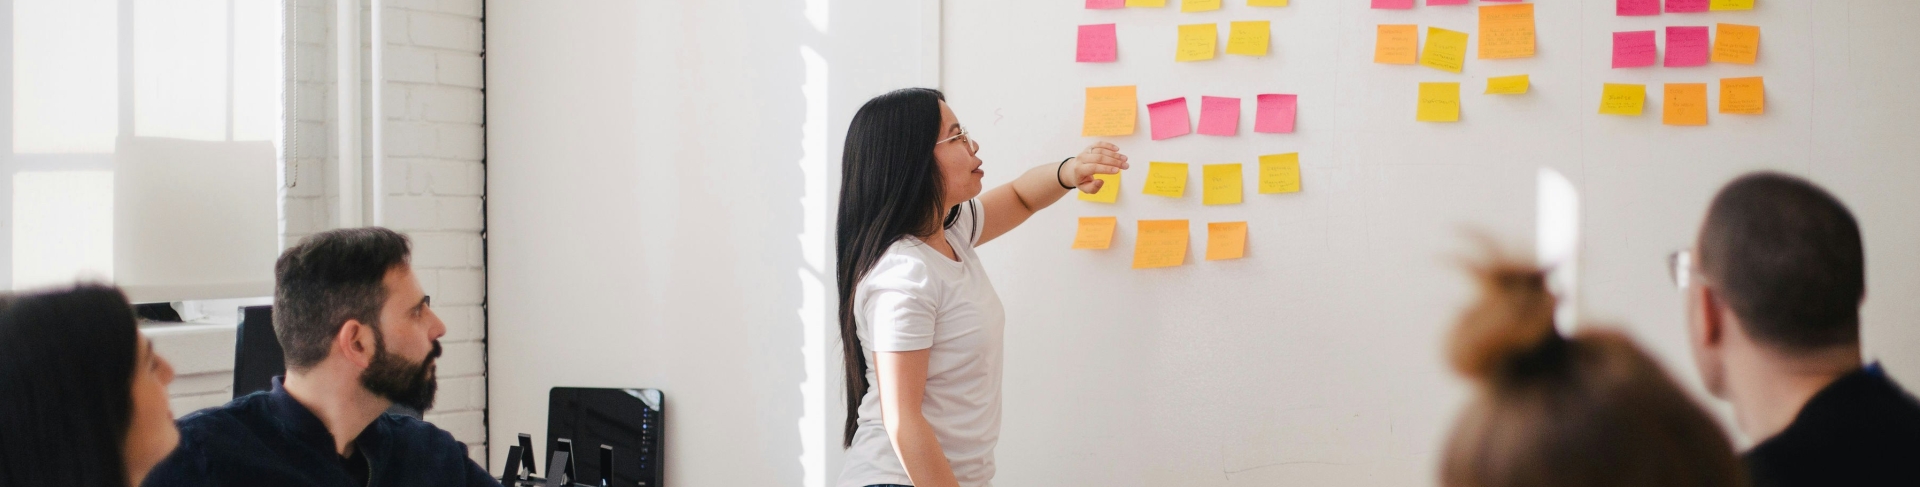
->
[937,125,979,153]
[1666,249,1695,290]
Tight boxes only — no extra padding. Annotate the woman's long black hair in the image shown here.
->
[0,285,142,486]
[836,88,957,447]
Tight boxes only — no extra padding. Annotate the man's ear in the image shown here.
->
[1697,285,1726,348]
[335,319,378,369]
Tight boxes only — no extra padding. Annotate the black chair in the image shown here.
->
[231,304,421,419]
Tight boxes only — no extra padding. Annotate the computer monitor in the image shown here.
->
[547,387,663,487]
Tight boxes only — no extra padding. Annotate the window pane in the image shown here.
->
[231,0,282,142]
[13,171,113,289]
[134,0,227,141]
[13,0,119,153]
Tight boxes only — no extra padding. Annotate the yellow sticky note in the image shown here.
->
[1374,24,1419,65]
[1712,24,1760,65]
[1478,4,1536,59]
[1710,0,1754,11]
[1182,0,1221,12]
[1664,83,1709,126]
[1417,82,1461,122]
[1082,86,1137,137]
[1226,21,1271,56]
[1177,24,1218,62]
[1721,77,1766,115]
[1143,162,1189,198]
[1072,217,1119,250]
[1206,222,1248,261]
[1133,220,1190,269]
[1127,0,1167,6]
[1248,0,1288,6]
[1486,75,1530,95]
[1599,83,1647,116]
[1420,27,1469,73]
[1258,153,1301,194]
[1078,173,1121,203]
[1202,163,1243,205]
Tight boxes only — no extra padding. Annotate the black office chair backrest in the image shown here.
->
[232,305,283,399]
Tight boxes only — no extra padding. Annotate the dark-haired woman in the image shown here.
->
[0,285,180,487]
[836,88,1127,487]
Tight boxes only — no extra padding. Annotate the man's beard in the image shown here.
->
[360,329,441,413]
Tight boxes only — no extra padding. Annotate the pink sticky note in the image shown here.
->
[1482,0,1524,2]
[1148,97,1191,141]
[1428,0,1469,5]
[1612,31,1658,68]
[1198,96,1240,136]
[1077,24,1118,63]
[1086,0,1125,9]
[1665,26,1710,67]
[1618,0,1660,15]
[1255,94,1297,134]
[1372,0,1414,9]
[1667,0,1708,13]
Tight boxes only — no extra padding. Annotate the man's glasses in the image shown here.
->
[1667,249,1694,290]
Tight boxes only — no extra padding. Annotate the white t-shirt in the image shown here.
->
[839,200,1007,487]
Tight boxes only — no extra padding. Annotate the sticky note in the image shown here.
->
[1665,26,1711,67]
[1133,220,1190,269]
[1127,0,1168,6]
[1248,0,1289,6]
[1202,163,1243,205]
[1663,83,1709,126]
[1079,173,1121,203]
[1486,75,1530,94]
[1478,4,1536,59]
[1612,31,1658,68]
[1077,24,1119,63]
[1375,25,1420,65]
[1421,27,1469,73]
[1710,0,1753,11]
[1073,217,1119,249]
[1198,96,1241,136]
[1619,0,1660,15]
[1143,162,1189,197]
[1183,0,1221,12]
[1206,222,1248,260]
[1087,0,1126,8]
[1255,94,1297,133]
[1713,24,1760,65]
[1258,153,1301,193]
[1226,21,1270,56]
[1177,23,1218,62]
[1667,0,1708,13]
[1148,97,1191,140]
[1082,86,1138,137]
[1372,0,1414,9]
[1599,83,1647,116]
[1720,77,1765,114]
[1429,0,1470,5]
[1417,82,1461,122]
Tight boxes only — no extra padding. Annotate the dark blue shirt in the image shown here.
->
[142,377,500,487]
[1744,363,1920,487]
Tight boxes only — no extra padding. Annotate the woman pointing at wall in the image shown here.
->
[835,88,1127,487]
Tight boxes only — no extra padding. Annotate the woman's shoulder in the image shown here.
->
[859,243,938,294]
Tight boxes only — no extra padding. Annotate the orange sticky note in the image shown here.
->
[1206,222,1247,260]
[1420,27,1469,73]
[1073,217,1119,250]
[1599,83,1647,116]
[1375,25,1419,64]
[1079,173,1121,203]
[1720,77,1765,114]
[1664,83,1709,126]
[1712,24,1760,65]
[1133,220,1190,268]
[1202,163,1243,205]
[1258,153,1301,193]
[1082,86,1137,137]
[1478,4,1536,59]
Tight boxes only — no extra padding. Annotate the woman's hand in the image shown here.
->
[1062,142,1131,194]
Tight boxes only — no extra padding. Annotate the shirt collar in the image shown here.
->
[267,376,388,459]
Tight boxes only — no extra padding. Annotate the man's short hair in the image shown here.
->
[1698,172,1865,352]
[273,227,411,370]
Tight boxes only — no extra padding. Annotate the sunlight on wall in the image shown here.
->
[13,0,118,153]
[13,171,113,288]
[797,41,830,487]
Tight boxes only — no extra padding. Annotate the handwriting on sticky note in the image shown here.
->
[1087,0,1126,9]
[1258,153,1301,193]
[1720,77,1765,114]
[1255,94,1297,133]
[1079,173,1121,203]
[1083,86,1137,137]
[1133,220,1190,269]
[1667,0,1708,13]
[1665,26,1710,67]
[1710,0,1753,11]
[1479,4,1535,59]
[1206,222,1248,261]
[1073,217,1119,250]
[1077,24,1118,63]
[1664,83,1709,126]
[1202,164,1243,205]
[1183,0,1222,12]
[1429,0,1470,6]
[1226,21,1270,56]
[1177,23,1218,62]
[1486,75,1529,94]
[1375,25,1420,65]
[1417,82,1461,122]
[1612,31,1658,68]
[1372,0,1414,9]
[1248,0,1288,6]
[1127,0,1167,6]
[1421,27,1469,73]
[1198,96,1240,136]
[1713,24,1760,65]
[1599,83,1647,116]
[1144,162,1189,197]
[1148,97,1192,140]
